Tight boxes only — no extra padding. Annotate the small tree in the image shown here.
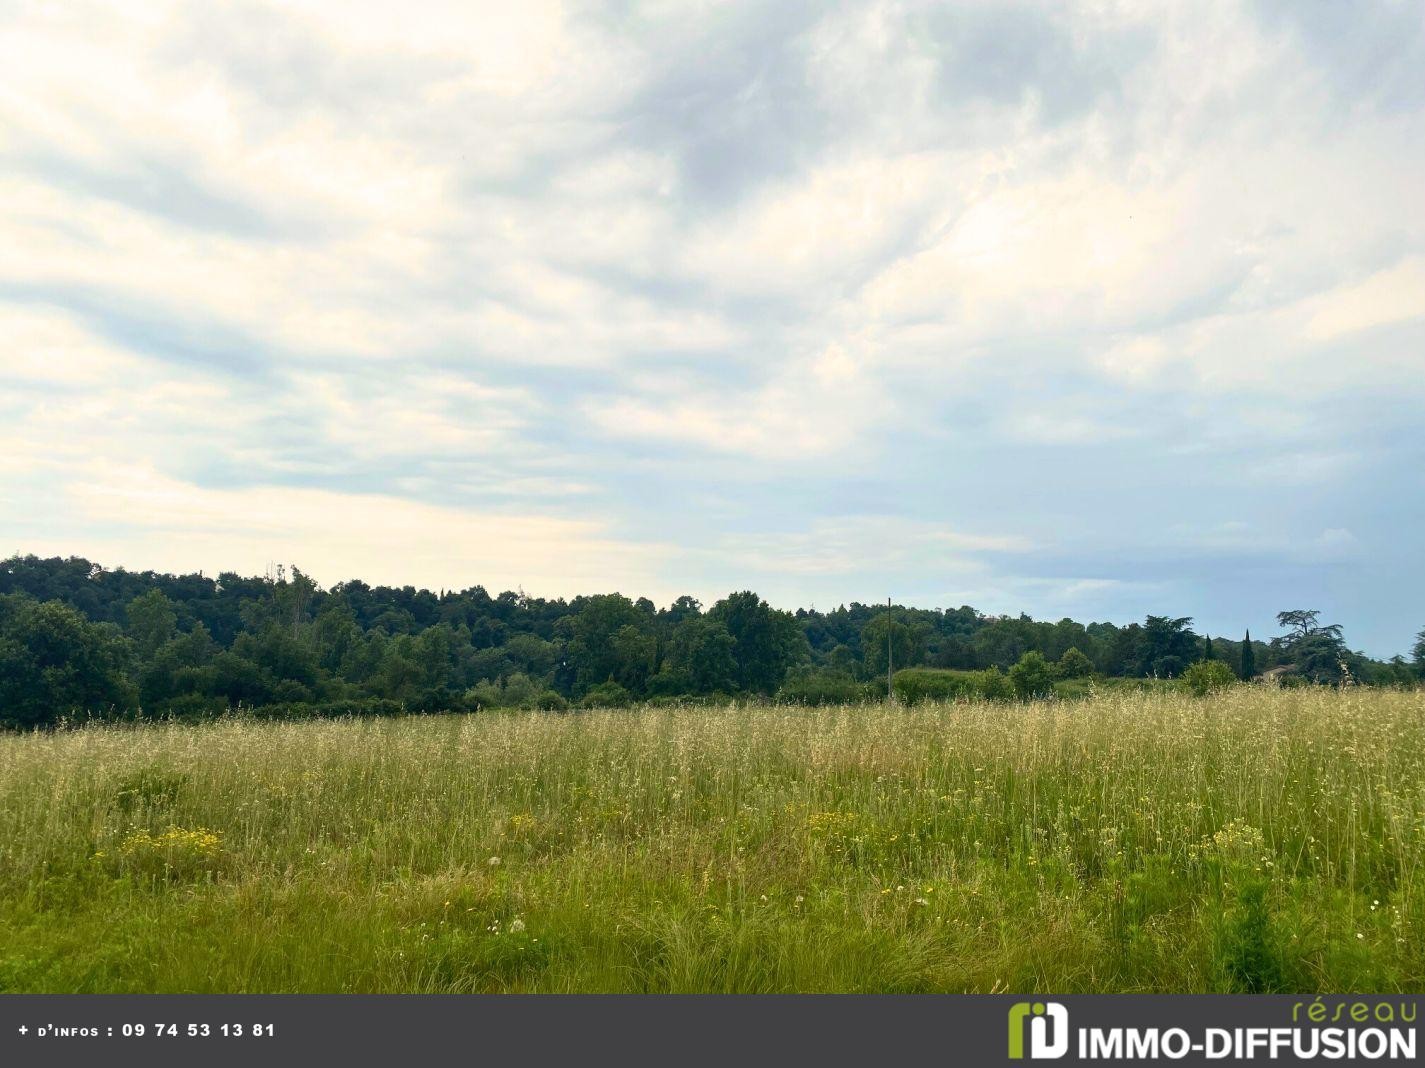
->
[1183,659,1236,696]
[1240,630,1256,680]
[978,665,1013,700]
[1009,651,1056,699]
[1056,646,1093,679]
[1203,635,1215,660]
[533,690,568,711]
[1413,627,1425,678]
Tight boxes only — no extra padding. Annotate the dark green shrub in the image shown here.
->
[1009,651,1056,699]
[891,668,1014,704]
[1182,659,1237,696]
[531,690,569,711]
[645,669,693,698]
[891,668,980,704]
[1057,647,1094,678]
[410,686,459,713]
[977,666,1012,700]
[269,678,314,704]
[780,669,875,705]
[1223,880,1287,992]
[580,681,631,709]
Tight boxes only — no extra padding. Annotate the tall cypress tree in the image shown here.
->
[1204,635,1215,660]
[1240,630,1256,679]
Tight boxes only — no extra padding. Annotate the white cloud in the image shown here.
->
[1003,411,1137,445]
[2,0,1423,651]
[716,516,1033,577]
[284,370,534,461]
[0,304,150,388]
[1301,257,1425,343]
[33,461,668,597]
[679,152,948,299]
[1312,527,1360,561]
[587,339,890,459]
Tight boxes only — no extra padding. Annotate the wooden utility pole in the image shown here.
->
[887,596,894,705]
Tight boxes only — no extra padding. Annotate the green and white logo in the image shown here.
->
[1008,1002,1069,1060]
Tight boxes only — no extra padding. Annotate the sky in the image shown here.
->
[1,0,1422,656]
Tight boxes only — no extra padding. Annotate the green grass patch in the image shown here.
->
[0,688,1421,992]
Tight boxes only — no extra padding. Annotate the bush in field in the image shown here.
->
[645,668,693,698]
[890,667,1015,704]
[580,680,631,709]
[467,680,567,712]
[977,665,1012,700]
[1057,647,1094,679]
[409,686,460,714]
[1182,659,1237,697]
[466,673,541,710]
[466,680,503,709]
[778,668,875,705]
[501,673,540,708]
[892,668,978,704]
[1009,651,1057,699]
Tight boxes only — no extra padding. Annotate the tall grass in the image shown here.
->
[0,687,1420,992]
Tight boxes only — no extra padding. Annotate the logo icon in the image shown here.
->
[1008,1002,1069,1059]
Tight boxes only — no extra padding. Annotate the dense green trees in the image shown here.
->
[1138,616,1197,677]
[0,555,1414,727]
[859,613,921,679]
[1275,609,1359,684]
[0,594,136,726]
[569,594,648,692]
[707,592,806,694]
[658,616,737,694]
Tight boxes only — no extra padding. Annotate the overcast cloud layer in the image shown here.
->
[2,0,1422,654]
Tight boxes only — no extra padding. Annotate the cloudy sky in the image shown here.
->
[2,1,1422,654]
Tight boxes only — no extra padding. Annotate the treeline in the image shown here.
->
[1,555,1420,728]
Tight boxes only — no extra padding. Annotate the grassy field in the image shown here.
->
[1,687,1421,993]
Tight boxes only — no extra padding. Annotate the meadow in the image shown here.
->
[0,687,1421,993]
